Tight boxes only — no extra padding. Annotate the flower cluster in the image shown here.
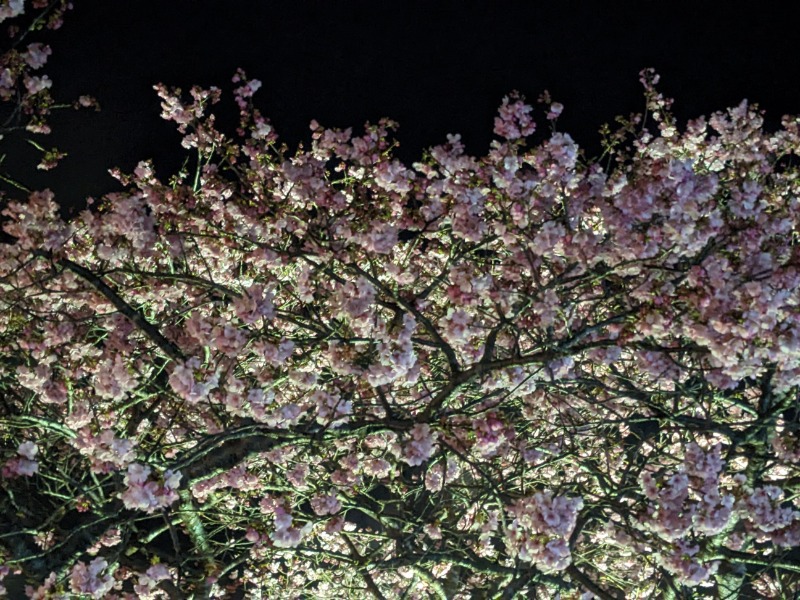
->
[259,497,313,549]
[311,389,352,427]
[738,485,800,546]
[493,91,536,140]
[310,492,342,516]
[1,441,38,478]
[68,558,114,599]
[0,0,24,23]
[657,540,720,588]
[168,357,220,404]
[402,423,438,466]
[120,463,182,513]
[72,428,137,473]
[133,564,172,599]
[191,464,261,502]
[504,491,584,572]
[640,443,734,542]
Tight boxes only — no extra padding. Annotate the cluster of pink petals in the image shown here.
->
[0,565,10,596]
[439,308,478,347]
[640,443,734,543]
[658,540,720,587]
[68,557,114,598]
[311,388,352,427]
[1,190,73,253]
[771,425,800,463]
[15,358,67,405]
[402,423,438,466]
[232,283,275,324]
[310,492,342,516]
[133,564,172,598]
[356,221,399,254]
[639,443,800,585]
[2,441,39,478]
[493,91,536,140]
[0,0,24,22]
[153,83,221,134]
[25,572,57,600]
[120,463,182,513]
[334,276,376,324]
[168,357,219,404]
[23,74,51,95]
[504,491,583,572]
[72,428,137,473]
[86,526,122,555]
[424,457,460,492]
[365,314,419,386]
[471,413,513,458]
[739,485,800,545]
[22,43,51,69]
[191,464,261,502]
[259,497,312,548]
[93,353,139,400]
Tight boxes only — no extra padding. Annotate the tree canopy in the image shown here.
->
[1,4,800,599]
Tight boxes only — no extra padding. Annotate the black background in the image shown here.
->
[4,1,800,213]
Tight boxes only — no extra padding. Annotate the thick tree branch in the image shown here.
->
[39,254,187,362]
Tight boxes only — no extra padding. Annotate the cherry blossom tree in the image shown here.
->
[1,5,800,599]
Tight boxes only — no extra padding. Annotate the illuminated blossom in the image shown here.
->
[120,464,182,513]
[402,423,438,466]
[69,558,114,598]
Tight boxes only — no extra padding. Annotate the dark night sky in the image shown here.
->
[4,1,800,212]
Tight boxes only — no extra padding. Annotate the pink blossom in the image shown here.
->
[25,572,57,600]
[363,457,392,478]
[23,74,51,95]
[233,283,275,323]
[505,491,583,572]
[121,463,182,513]
[0,0,25,23]
[361,222,398,254]
[86,526,122,555]
[402,423,438,466]
[168,357,219,404]
[93,354,139,400]
[69,558,114,598]
[310,492,341,516]
[472,413,511,458]
[22,43,51,69]
[2,441,39,478]
[493,92,536,140]
[336,276,376,321]
[424,523,443,540]
[286,463,309,488]
[17,440,37,460]
[439,308,475,345]
[739,486,798,535]
[245,528,261,543]
[134,563,172,598]
[658,540,719,587]
[33,530,55,550]
[547,102,564,120]
[425,458,460,491]
[72,428,137,473]
[269,505,312,548]
[312,389,352,426]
